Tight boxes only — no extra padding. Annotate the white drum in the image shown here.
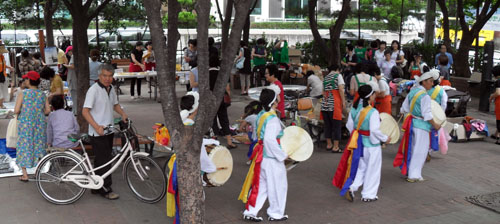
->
[280,126,314,162]
[431,100,447,127]
[204,146,233,187]
[379,112,400,144]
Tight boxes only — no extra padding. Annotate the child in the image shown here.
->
[47,95,80,149]
[9,79,27,102]
[239,101,262,160]
[333,85,390,202]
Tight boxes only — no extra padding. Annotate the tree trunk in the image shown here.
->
[71,12,91,130]
[243,0,259,45]
[454,34,474,77]
[436,0,452,49]
[221,0,233,51]
[308,0,331,64]
[424,0,436,45]
[329,0,351,66]
[44,11,55,47]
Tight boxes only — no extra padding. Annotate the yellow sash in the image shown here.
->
[344,106,373,184]
[166,154,177,217]
[402,90,426,131]
[431,85,441,100]
[238,110,276,203]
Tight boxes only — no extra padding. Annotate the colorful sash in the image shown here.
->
[332,106,373,196]
[238,110,277,208]
[393,90,426,175]
[166,154,180,224]
[430,85,441,100]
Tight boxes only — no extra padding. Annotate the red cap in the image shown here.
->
[22,71,40,81]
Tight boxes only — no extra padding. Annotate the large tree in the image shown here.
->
[454,0,500,77]
[436,0,452,50]
[143,0,253,222]
[424,0,437,45]
[308,0,351,66]
[62,0,112,128]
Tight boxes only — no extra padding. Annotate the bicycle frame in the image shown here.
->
[47,127,149,190]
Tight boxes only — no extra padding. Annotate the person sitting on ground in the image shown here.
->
[306,70,323,98]
[238,101,262,162]
[47,95,79,150]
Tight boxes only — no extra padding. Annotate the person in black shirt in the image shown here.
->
[129,41,145,99]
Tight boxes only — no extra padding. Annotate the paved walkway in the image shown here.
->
[0,83,500,224]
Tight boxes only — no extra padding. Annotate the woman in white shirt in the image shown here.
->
[390,40,405,65]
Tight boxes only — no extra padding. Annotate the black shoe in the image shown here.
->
[268,215,288,221]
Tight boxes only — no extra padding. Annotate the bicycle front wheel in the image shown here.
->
[35,153,86,205]
[124,155,166,203]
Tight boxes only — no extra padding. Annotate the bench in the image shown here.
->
[71,134,155,157]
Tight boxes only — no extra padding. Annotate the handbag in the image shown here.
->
[235,56,245,69]
[223,92,231,107]
[6,115,19,148]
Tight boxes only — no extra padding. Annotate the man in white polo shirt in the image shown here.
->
[82,63,128,200]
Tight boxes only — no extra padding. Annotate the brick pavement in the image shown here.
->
[0,84,499,224]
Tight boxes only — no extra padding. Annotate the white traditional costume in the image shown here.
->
[240,85,289,221]
[333,87,388,201]
[393,71,437,181]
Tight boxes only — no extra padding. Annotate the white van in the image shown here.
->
[1,30,37,45]
[88,30,152,48]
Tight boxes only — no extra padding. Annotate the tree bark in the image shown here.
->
[43,0,59,47]
[424,0,436,45]
[436,0,451,49]
[221,0,233,51]
[308,0,331,64]
[329,0,351,66]
[243,0,259,44]
[145,0,252,222]
[454,0,500,77]
[63,0,111,130]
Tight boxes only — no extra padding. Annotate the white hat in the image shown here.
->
[266,84,281,108]
[180,91,200,122]
[416,69,440,83]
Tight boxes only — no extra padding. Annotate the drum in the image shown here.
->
[280,126,314,162]
[431,100,447,127]
[379,112,400,144]
[298,98,313,111]
[203,146,233,187]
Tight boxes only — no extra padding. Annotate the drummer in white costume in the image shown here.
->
[179,92,217,174]
[395,71,441,182]
[241,86,289,222]
[345,85,390,202]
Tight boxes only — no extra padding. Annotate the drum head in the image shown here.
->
[379,113,400,144]
[206,146,233,186]
[431,100,447,127]
[281,126,314,162]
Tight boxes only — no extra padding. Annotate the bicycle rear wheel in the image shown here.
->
[35,153,86,205]
[124,155,166,203]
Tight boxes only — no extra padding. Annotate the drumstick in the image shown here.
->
[217,167,227,170]
[397,114,404,124]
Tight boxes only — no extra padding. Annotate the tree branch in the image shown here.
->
[221,0,234,51]
[87,0,112,23]
[143,0,183,142]
[83,0,94,12]
[62,0,74,15]
[308,0,331,64]
[457,0,469,35]
[215,0,224,23]
[51,0,61,14]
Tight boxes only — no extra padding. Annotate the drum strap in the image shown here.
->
[431,86,441,100]
[256,111,277,140]
[410,90,426,116]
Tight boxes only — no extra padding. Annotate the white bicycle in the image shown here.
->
[35,120,166,205]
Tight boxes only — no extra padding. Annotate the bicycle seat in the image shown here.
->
[68,133,89,143]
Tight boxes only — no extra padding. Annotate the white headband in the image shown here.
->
[267,84,281,108]
[365,89,374,98]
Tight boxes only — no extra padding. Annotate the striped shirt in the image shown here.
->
[321,72,344,111]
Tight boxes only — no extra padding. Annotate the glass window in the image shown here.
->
[285,0,307,19]
[250,0,261,15]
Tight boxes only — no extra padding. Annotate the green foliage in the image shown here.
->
[90,40,134,63]
[355,0,426,31]
[99,1,147,33]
